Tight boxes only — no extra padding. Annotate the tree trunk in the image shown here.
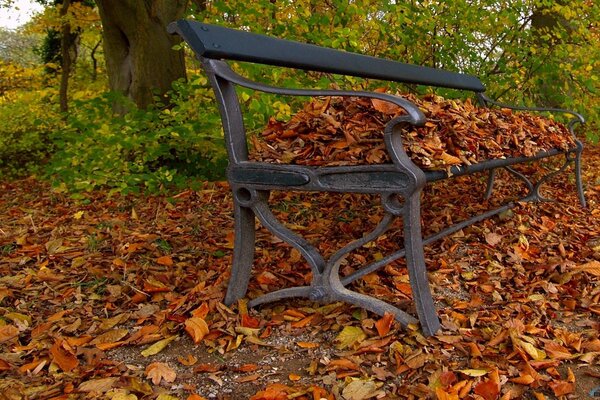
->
[59,0,72,113]
[95,0,188,109]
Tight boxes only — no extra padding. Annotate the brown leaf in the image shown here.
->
[146,362,177,385]
[0,325,19,343]
[485,232,503,246]
[544,341,573,360]
[78,377,118,393]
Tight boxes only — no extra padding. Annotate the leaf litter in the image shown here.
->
[0,101,599,399]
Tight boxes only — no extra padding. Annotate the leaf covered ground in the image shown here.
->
[1,143,599,399]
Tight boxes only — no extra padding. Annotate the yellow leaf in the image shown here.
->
[109,390,138,400]
[73,211,84,219]
[156,395,179,400]
[518,340,546,361]
[141,335,177,357]
[335,326,366,350]
[458,369,489,377]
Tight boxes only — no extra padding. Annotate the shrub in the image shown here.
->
[47,75,228,194]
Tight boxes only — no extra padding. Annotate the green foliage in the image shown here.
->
[0,76,62,177]
[194,0,599,140]
[47,75,227,195]
[35,28,61,72]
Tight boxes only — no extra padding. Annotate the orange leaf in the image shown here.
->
[291,315,315,328]
[473,380,499,400]
[184,317,209,344]
[145,362,176,385]
[191,302,210,319]
[375,312,394,337]
[0,359,11,371]
[178,354,198,366]
[435,387,459,400]
[548,381,574,396]
[249,383,290,400]
[50,339,79,372]
[573,260,600,276]
[297,341,319,349]
[236,363,259,372]
[156,255,173,266]
[187,395,208,400]
[288,373,301,381]
[510,374,535,385]
[241,314,260,328]
[326,358,360,371]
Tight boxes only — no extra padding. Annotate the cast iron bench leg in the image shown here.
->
[224,201,256,305]
[403,191,441,336]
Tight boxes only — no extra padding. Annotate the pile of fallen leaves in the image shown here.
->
[1,144,599,399]
[251,92,576,170]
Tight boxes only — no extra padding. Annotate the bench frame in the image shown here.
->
[169,20,586,336]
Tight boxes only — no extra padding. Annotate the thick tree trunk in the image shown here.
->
[95,0,187,109]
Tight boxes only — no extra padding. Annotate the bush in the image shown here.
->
[47,75,228,194]
[0,83,62,178]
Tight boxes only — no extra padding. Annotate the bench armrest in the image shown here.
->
[205,59,427,126]
[478,93,585,134]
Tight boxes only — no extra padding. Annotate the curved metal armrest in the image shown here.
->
[205,59,427,126]
[478,93,585,133]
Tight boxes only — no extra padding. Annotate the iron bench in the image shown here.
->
[168,20,586,336]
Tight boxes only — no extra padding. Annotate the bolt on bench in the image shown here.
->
[169,20,586,336]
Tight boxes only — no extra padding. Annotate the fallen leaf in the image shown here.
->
[0,325,19,343]
[375,312,394,337]
[458,369,488,377]
[78,377,118,393]
[145,362,176,385]
[157,255,173,266]
[184,317,209,344]
[178,354,198,366]
[249,383,290,400]
[342,378,381,400]
[473,380,499,400]
[336,326,366,350]
[548,381,574,396]
[50,339,79,372]
[573,260,600,276]
[141,335,177,357]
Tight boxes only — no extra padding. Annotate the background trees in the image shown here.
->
[0,0,598,193]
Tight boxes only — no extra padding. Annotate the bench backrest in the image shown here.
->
[169,20,486,93]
